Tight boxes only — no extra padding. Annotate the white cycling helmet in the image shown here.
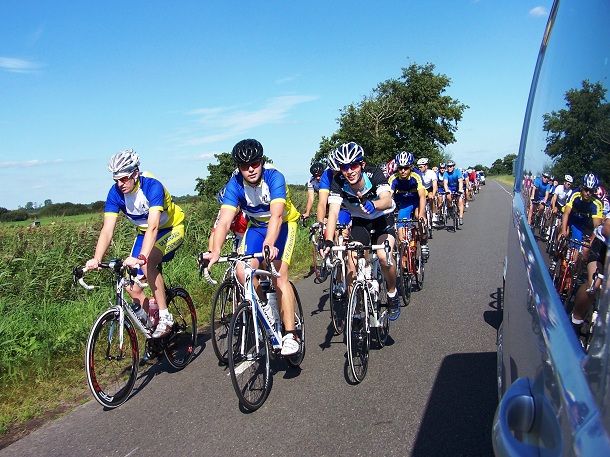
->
[564,174,573,183]
[108,149,140,178]
[395,151,414,167]
[327,151,340,172]
[333,142,364,165]
[417,157,429,166]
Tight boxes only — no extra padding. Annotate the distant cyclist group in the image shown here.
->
[525,170,609,349]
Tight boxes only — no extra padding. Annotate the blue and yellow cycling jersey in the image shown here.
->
[221,167,300,228]
[566,192,603,224]
[389,172,424,207]
[318,168,334,194]
[104,171,184,230]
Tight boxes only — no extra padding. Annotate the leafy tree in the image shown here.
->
[543,80,610,185]
[1,209,29,222]
[195,152,273,198]
[311,62,468,167]
[44,199,52,207]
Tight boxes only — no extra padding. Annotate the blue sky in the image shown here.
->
[0,1,552,210]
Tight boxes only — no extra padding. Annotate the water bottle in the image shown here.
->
[148,298,159,327]
[369,279,379,302]
[131,301,148,325]
[266,291,281,324]
[261,299,276,326]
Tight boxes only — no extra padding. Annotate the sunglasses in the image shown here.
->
[398,166,411,171]
[114,172,134,184]
[238,160,262,171]
[582,187,594,193]
[341,162,362,172]
[448,165,455,168]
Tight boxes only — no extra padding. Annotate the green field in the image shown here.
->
[0,190,314,437]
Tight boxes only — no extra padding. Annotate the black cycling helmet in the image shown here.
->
[232,139,264,164]
[310,162,325,176]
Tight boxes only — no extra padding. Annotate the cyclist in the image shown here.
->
[416,157,438,223]
[527,172,552,226]
[85,149,185,338]
[208,185,247,252]
[301,162,326,220]
[560,173,603,244]
[389,152,429,259]
[321,142,401,320]
[442,160,465,225]
[550,174,574,214]
[201,139,302,356]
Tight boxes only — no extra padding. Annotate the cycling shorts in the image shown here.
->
[241,221,297,265]
[588,236,607,265]
[130,224,185,274]
[396,204,417,228]
[350,214,396,246]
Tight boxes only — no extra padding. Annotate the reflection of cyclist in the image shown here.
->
[527,172,551,225]
[302,162,325,220]
[202,139,302,356]
[321,142,401,320]
[560,173,603,243]
[85,149,185,338]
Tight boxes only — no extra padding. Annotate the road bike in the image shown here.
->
[448,191,462,231]
[326,222,350,335]
[333,240,392,383]
[74,259,197,408]
[396,218,425,305]
[201,248,305,411]
[552,236,590,307]
[309,222,330,283]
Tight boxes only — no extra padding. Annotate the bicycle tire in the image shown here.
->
[346,282,370,383]
[285,281,306,367]
[415,243,425,291]
[452,205,459,231]
[312,243,329,283]
[374,269,390,348]
[228,301,271,411]
[329,263,346,335]
[210,280,239,365]
[164,287,197,370]
[396,243,411,306]
[85,308,139,408]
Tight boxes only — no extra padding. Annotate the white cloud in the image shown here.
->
[529,7,548,17]
[0,57,42,73]
[0,159,63,168]
[178,95,319,147]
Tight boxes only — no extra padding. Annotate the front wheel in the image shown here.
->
[415,243,425,290]
[210,280,239,365]
[346,282,370,383]
[228,301,271,411]
[395,244,411,306]
[330,263,346,335]
[164,287,197,370]
[85,308,139,408]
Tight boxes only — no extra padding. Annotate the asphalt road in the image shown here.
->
[1,179,512,457]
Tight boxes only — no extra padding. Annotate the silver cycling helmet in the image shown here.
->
[108,149,140,178]
[564,174,573,183]
[333,142,364,165]
[417,157,429,166]
[327,151,340,172]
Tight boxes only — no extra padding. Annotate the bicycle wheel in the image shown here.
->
[346,282,370,383]
[374,271,390,348]
[415,242,425,290]
[395,243,411,306]
[210,280,239,365]
[312,243,329,283]
[453,205,459,231]
[228,301,270,411]
[285,281,306,368]
[85,308,139,408]
[329,263,346,335]
[164,287,197,370]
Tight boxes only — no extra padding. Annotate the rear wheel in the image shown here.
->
[375,270,390,347]
[164,287,197,370]
[285,281,306,368]
[396,243,411,306]
[85,309,139,408]
[415,242,425,290]
[346,282,370,383]
[210,280,239,365]
[228,301,270,411]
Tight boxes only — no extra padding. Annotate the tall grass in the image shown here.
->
[0,186,314,434]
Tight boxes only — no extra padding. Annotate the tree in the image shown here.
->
[543,80,610,185]
[44,199,52,207]
[311,62,468,167]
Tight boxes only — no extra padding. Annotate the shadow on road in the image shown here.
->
[484,287,503,331]
[411,352,497,457]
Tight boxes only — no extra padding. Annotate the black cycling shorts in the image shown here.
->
[350,214,396,245]
[588,237,607,265]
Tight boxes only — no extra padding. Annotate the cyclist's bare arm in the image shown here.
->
[87,215,118,270]
[317,190,330,224]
